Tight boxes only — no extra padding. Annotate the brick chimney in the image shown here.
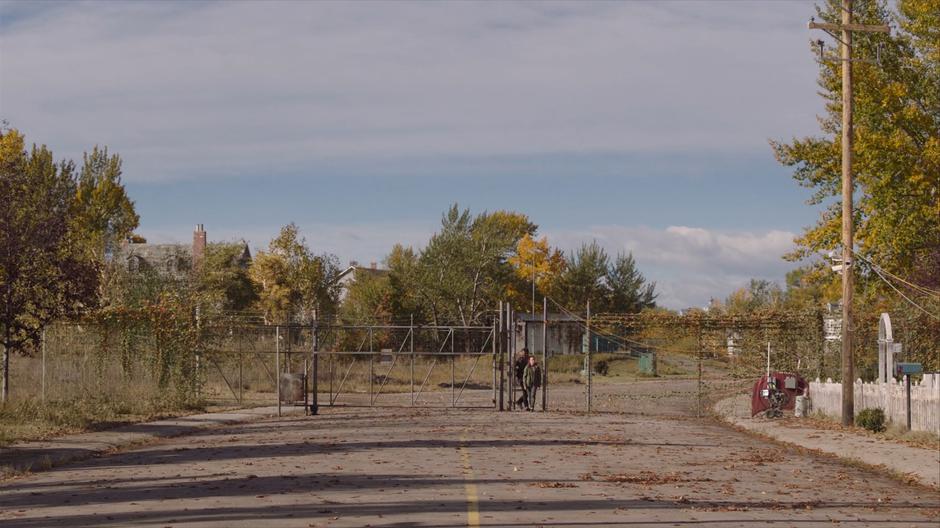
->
[192,224,207,270]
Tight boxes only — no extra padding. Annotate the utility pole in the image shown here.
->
[809,0,889,426]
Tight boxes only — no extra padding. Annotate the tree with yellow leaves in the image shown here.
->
[772,0,939,286]
[249,223,341,324]
[507,233,566,312]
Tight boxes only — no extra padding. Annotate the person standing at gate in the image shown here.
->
[523,355,542,411]
[514,348,530,409]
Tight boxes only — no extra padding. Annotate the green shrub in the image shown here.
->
[594,360,609,376]
[856,408,886,433]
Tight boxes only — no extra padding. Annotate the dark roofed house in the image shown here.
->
[121,243,194,277]
[114,225,250,279]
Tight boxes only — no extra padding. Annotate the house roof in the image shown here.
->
[114,243,192,263]
[335,265,389,283]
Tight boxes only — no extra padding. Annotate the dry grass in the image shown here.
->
[2,353,497,446]
[3,353,218,446]
[0,392,206,447]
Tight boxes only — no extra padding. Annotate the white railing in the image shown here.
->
[808,374,940,434]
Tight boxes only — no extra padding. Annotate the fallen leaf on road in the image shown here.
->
[530,482,577,488]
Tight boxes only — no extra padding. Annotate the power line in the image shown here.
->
[868,265,940,320]
[853,252,940,299]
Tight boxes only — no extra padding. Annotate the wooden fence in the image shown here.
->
[808,374,940,434]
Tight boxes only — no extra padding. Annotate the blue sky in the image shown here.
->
[0,0,828,308]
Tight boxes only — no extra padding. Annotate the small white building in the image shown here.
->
[335,261,388,302]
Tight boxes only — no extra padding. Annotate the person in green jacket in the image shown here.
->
[522,356,542,411]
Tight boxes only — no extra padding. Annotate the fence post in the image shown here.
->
[906,374,912,431]
[498,302,504,411]
[492,317,498,409]
[586,300,592,414]
[542,297,548,412]
[41,328,47,403]
[451,330,456,407]
[238,350,244,404]
[1,341,7,403]
[410,314,415,406]
[508,304,515,410]
[696,326,703,418]
[276,325,281,417]
[194,305,201,399]
[311,316,319,415]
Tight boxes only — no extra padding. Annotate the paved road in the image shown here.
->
[1,406,937,527]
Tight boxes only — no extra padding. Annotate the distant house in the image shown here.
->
[514,312,622,356]
[336,261,389,302]
[113,224,251,278]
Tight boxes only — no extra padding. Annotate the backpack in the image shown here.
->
[515,357,528,380]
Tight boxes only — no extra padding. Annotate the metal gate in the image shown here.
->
[313,323,497,409]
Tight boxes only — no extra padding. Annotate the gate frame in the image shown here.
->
[310,322,498,409]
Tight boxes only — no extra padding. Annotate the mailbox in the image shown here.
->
[895,362,922,376]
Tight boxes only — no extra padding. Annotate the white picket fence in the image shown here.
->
[808,374,940,434]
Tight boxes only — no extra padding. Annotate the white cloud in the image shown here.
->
[547,224,796,309]
[1,0,821,182]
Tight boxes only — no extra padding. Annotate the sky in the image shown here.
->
[0,0,830,309]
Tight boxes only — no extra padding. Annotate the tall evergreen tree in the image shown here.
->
[606,252,657,313]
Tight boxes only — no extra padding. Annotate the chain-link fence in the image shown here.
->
[8,307,930,420]
[515,305,828,417]
[7,321,499,412]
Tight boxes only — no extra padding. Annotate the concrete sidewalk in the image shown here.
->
[0,405,304,478]
[714,395,940,489]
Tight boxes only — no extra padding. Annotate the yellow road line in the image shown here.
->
[458,436,481,528]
